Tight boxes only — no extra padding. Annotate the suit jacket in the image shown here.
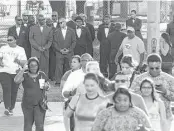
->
[75,26,92,54]
[97,23,115,52]
[53,27,76,56]
[166,22,174,46]
[8,25,30,57]
[85,23,95,41]
[67,20,76,30]
[29,24,53,58]
[126,18,143,40]
[107,30,127,63]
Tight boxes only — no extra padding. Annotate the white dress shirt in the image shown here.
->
[76,27,82,38]
[16,26,20,36]
[53,22,57,28]
[104,28,109,37]
[61,26,67,39]
[40,26,43,32]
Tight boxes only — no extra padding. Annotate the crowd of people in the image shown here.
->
[0,8,174,131]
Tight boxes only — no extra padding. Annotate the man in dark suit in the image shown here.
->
[126,10,143,40]
[22,12,28,27]
[53,17,76,85]
[97,15,115,77]
[67,13,77,30]
[73,16,92,56]
[80,13,95,56]
[49,11,60,81]
[29,14,53,75]
[107,23,127,79]
[8,15,30,59]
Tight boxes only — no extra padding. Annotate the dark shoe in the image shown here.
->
[54,82,60,86]
[4,109,12,116]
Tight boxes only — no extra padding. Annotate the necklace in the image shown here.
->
[85,93,99,100]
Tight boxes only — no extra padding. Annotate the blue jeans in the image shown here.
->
[22,104,46,131]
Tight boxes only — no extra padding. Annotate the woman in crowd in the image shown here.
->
[0,35,27,116]
[119,55,140,87]
[76,61,113,96]
[14,57,50,131]
[65,73,109,131]
[140,78,167,131]
[60,55,81,90]
[61,55,81,131]
[92,88,152,131]
[159,32,173,74]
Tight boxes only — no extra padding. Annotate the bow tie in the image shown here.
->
[77,26,81,29]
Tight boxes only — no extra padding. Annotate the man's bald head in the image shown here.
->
[52,11,58,22]
[72,13,78,21]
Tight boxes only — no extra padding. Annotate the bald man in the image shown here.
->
[67,13,77,30]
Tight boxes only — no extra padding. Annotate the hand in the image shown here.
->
[155,84,167,94]
[38,47,44,52]
[23,63,28,71]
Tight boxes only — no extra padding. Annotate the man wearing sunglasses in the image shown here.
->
[29,14,53,76]
[131,53,174,131]
[8,15,30,59]
[107,72,148,114]
[0,35,27,116]
[53,17,76,85]
[49,11,60,81]
[115,26,145,71]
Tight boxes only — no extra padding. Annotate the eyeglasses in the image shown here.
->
[7,39,13,42]
[115,79,127,83]
[59,21,65,24]
[81,59,91,62]
[149,67,160,70]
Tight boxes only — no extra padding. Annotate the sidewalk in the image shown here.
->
[0,102,65,131]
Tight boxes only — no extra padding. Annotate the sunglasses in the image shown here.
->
[115,79,127,83]
[52,15,57,17]
[81,59,91,62]
[17,19,22,21]
[7,39,13,42]
[59,22,64,24]
[150,67,160,70]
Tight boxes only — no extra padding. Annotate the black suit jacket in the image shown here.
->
[8,25,30,58]
[97,23,115,52]
[85,23,95,41]
[53,27,76,56]
[67,20,76,30]
[126,18,143,40]
[75,26,92,55]
[107,30,126,63]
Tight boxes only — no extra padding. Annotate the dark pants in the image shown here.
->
[109,63,117,79]
[100,46,110,77]
[22,104,46,131]
[49,47,56,80]
[74,45,86,56]
[55,53,71,83]
[0,72,19,110]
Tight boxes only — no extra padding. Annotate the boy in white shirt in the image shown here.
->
[0,36,27,116]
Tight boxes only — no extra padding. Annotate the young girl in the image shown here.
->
[140,78,167,131]
[65,73,108,131]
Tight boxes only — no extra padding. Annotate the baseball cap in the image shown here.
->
[127,26,135,32]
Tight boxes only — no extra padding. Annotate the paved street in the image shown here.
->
[0,102,65,131]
